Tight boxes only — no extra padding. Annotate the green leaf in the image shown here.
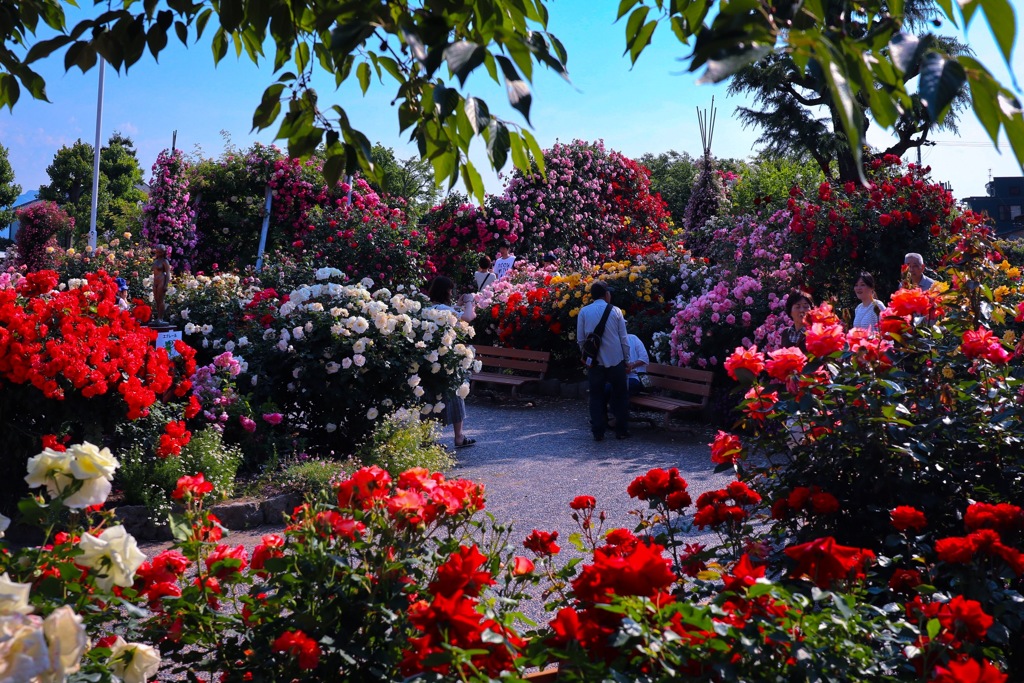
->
[445,41,486,87]
[195,9,214,39]
[978,0,1017,65]
[495,55,532,123]
[219,0,243,32]
[696,45,772,84]
[623,6,650,55]
[461,160,485,204]
[963,60,1002,145]
[25,35,73,64]
[464,96,490,134]
[888,32,921,76]
[295,41,310,74]
[919,52,967,123]
[252,83,284,131]
[629,20,658,65]
[147,26,169,59]
[616,0,640,21]
[211,27,228,63]
[173,21,188,46]
[486,119,511,171]
[509,131,529,172]
[522,128,546,177]
[356,62,370,94]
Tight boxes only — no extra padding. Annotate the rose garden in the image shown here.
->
[1,130,1023,683]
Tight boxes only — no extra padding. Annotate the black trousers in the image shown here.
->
[589,360,628,437]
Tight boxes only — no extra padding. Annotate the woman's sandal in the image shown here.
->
[455,437,477,448]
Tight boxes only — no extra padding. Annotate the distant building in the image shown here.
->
[963,176,1024,238]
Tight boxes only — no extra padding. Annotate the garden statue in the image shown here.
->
[151,244,172,324]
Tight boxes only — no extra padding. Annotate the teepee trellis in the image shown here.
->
[683,97,727,244]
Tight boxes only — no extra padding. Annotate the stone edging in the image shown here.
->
[115,492,305,541]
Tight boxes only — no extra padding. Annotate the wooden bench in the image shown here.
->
[470,345,551,398]
[629,362,714,427]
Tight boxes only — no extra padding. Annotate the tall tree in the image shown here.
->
[637,151,698,229]
[0,143,20,230]
[368,145,441,222]
[38,139,108,244]
[100,132,147,235]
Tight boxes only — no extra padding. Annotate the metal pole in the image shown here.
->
[255,184,273,272]
[88,58,105,250]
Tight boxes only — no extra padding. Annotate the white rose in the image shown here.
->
[43,606,87,680]
[431,363,441,374]
[304,321,313,333]
[0,513,9,539]
[407,375,421,388]
[307,303,324,313]
[326,362,340,374]
[366,407,379,420]
[433,402,445,413]
[353,354,366,368]
[202,338,209,349]
[276,339,288,352]
[68,442,118,482]
[341,358,352,369]
[351,317,369,334]
[24,448,72,498]
[292,326,304,340]
[413,386,425,398]
[63,476,113,509]
[109,637,161,683]
[238,336,249,347]
[184,323,196,334]
[0,574,33,615]
[456,382,471,399]
[0,613,49,681]
[224,341,235,352]
[325,423,337,433]
[181,308,190,320]
[353,339,367,354]
[201,324,213,335]
[76,526,146,590]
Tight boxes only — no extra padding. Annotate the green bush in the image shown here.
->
[116,426,243,513]
[358,414,455,476]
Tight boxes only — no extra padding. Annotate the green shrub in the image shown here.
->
[116,426,243,513]
[358,414,455,476]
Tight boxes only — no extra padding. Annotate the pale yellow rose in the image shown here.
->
[0,613,49,681]
[62,476,113,509]
[24,448,73,498]
[42,606,87,681]
[68,442,118,481]
[77,526,147,590]
[0,513,8,539]
[108,636,161,683]
[0,573,33,615]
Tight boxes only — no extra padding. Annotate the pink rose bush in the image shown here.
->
[142,149,197,271]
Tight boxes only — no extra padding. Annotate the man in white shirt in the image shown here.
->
[625,334,649,395]
[493,240,516,279]
[577,281,631,441]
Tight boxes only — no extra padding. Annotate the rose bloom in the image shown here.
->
[724,345,765,381]
[108,637,161,683]
[785,536,875,588]
[272,629,321,670]
[569,495,596,510]
[42,606,88,681]
[0,612,50,680]
[523,529,560,556]
[805,322,845,357]
[765,346,807,380]
[932,659,1007,683]
[887,287,938,318]
[172,473,214,500]
[77,525,147,590]
[0,572,33,615]
[964,502,1024,533]
[512,556,535,575]
[890,505,928,532]
[67,442,119,481]
[709,431,743,465]
[961,327,1011,365]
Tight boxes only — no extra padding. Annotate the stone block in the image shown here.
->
[260,493,304,524]
[210,500,263,529]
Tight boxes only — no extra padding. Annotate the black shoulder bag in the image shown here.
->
[581,304,613,361]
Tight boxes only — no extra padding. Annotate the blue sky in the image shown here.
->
[1,1,1021,204]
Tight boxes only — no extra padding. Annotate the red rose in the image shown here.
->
[205,544,248,579]
[890,505,928,532]
[512,556,535,575]
[932,659,1007,683]
[569,495,596,510]
[785,536,875,588]
[724,345,765,381]
[805,322,846,357]
[172,473,214,500]
[765,346,807,380]
[523,529,560,556]
[251,534,286,575]
[709,431,743,465]
[961,327,1011,365]
[272,629,321,670]
[964,502,1024,533]
[888,568,922,593]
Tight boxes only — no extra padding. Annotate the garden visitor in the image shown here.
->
[903,252,938,290]
[852,272,885,331]
[624,333,649,395]
[782,289,813,350]
[542,251,560,276]
[577,280,630,441]
[115,277,131,312]
[427,275,477,449]
[493,240,516,279]
[151,244,172,324]
[474,255,496,292]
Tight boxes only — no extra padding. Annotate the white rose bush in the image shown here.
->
[2,441,161,683]
[170,272,478,453]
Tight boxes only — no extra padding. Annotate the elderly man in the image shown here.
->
[577,281,631,441]
[904,253,938,290]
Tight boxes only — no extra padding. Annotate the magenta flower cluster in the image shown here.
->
[142,149,198,270]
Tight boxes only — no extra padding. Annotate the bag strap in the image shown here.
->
[477,272,495,292]
[593,303,613,340]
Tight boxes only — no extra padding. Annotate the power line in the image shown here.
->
[929,141,1013,148]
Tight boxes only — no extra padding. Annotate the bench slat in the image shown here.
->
[646,375,713,397]
[471,373,537,386]
[473,346,551,362]
[476,358,550,373]
[471,345,551,397]
[628,362,713,425]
